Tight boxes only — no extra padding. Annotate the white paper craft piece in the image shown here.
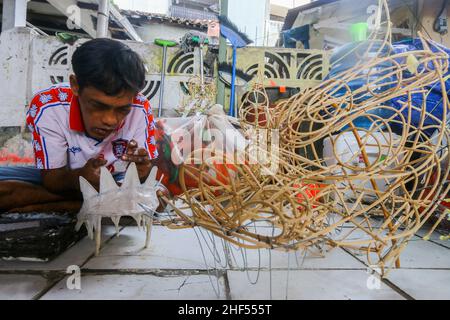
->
[76,163,160,255]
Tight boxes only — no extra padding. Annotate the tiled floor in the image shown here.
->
[84,226,228,270]
[41,274,227,300]
[0,224,448,300]
[227,270,405,300]
[0,274,49,300]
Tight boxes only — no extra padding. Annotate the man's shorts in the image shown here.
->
[0,166,126,185]
[0,166,43,185]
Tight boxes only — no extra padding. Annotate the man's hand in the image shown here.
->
[77,157,108,190]
[41,157,107,194]
[122,140,152,182]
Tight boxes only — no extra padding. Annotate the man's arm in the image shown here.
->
[41,158,107,194]
[127,98,159,181]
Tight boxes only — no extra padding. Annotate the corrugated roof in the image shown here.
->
[120,9,217,28]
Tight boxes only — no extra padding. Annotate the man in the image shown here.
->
[0,38,158,212]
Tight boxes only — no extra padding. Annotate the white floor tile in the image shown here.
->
[41,274,226,300]
[387,269,450,300]
[330,230,450,269]
[415,226,450,249]
[397,236,450,268]
[227,246,365,270]
[227,270,405,300]
[0,274,48,300]
[84,226,228,270]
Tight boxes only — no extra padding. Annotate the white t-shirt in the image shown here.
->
[26,83,158,175]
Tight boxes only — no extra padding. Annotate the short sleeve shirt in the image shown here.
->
[26,83,158,175]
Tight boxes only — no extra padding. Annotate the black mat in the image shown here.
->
[0,212,86,262]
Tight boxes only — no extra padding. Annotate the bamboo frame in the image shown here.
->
[160,0,450,276]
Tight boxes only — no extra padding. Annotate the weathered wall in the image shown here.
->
[0,27,208,128]
[0,28,35,128]
[418,0,450,47]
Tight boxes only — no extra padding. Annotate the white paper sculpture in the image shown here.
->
[76,163,160,255]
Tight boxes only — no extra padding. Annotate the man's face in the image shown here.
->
[70,75,134,140]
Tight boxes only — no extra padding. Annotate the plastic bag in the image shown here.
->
[153,105,248,196]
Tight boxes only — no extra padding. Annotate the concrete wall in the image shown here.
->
[0,27,207,128]
[418,0,450,47]
[0,28,35,127]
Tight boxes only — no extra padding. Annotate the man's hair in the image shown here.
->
[72,38,146,95]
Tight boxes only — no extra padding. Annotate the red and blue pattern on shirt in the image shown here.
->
[26,85,158,170]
